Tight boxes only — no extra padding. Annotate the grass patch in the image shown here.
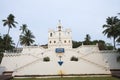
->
[13,77,119,80]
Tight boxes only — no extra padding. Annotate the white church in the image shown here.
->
[0,21,120,77]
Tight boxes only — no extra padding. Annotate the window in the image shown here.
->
[69,40,70,43]
[64,40,66,43]
[54,41,56,43]
[49,41,51,43]
[68,32,70,34]
[50,33,52,37]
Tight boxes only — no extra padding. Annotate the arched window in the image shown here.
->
[69,40,70,43]
[68,32,70,35]
[54,41,56,43]
[50,33,52,37]
[64,40,66,43]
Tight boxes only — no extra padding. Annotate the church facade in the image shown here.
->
[0,22,120,77]
[48,21,72,49]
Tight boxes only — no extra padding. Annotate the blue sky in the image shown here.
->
[0,0,120,46]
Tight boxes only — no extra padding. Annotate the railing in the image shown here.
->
[23,45,46,49]
[100,50,117,53]
[14,55,43,71]
[4,53,21,57]
[5,49,23,53]
[78,57,108,70]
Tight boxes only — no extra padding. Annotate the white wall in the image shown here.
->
[48,28,72,49]
[1,45,120,76]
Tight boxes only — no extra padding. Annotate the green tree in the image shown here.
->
[0,34,15,63]
[0,35,3,63]
[116,13,120,49]
[16,24,28,48]
[102,16,120,49]
[2,14,18,48]
[92,40,99,45]
[92,40,106,50]
[20,24,28,34]
[72,40,82,48]
[106,43,114,50]
[83,34,91,45]
[0,34,4,52]
[3,34,15,50]
[0,34,15,52]
[116,19,120,43]
[20,29,35,46]
[0,34,14,63]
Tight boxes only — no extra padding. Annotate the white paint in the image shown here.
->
[48,22,72,49]
[0,25,120,76]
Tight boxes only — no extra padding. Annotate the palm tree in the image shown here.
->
[20,24,28,34]
[116,22,120,43]
[16,24,28,48]
[20,29,35,46]
[2,14,18,48]
[2,14,18,36]
[102,16,120,49]
[3,34,15,50]
[116,13,120,43]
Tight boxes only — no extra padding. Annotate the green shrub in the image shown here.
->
[70,56,78,61]
[43,57,50,62]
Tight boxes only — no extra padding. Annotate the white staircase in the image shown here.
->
[14,55,43,72]
[78,57,108,70]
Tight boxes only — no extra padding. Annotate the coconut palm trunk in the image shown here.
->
[16,39,20,48]
[113,37,116,50]
[5,27,11,49]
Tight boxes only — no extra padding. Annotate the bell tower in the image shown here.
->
[58,20,62,31]
[48,21,72,49]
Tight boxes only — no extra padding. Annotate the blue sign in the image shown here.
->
[58,61,63,66]
[55,48,64,53]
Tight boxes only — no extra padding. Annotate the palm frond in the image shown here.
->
[14,21,18,24]
[103,24,110,28]
[2,20,7,22]
[20,29,35,46]
[3,22,8,26]
[11,23,16,28]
